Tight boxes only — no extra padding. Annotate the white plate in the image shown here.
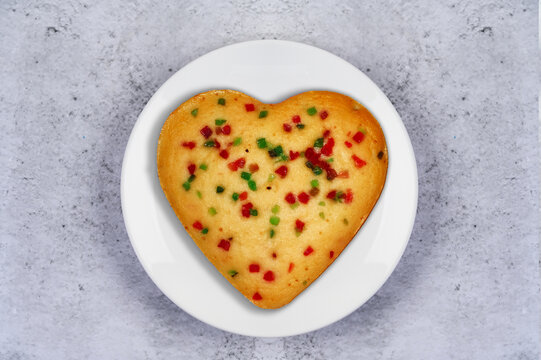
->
[121,40,417,337]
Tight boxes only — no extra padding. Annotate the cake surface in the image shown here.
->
[157,90,388,309]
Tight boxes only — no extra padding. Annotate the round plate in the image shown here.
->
[121,40,417,337]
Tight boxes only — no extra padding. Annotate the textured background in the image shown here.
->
[1,0,539,359]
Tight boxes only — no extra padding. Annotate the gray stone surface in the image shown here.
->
[1,0,539,358]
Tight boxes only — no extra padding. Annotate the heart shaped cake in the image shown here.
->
[157,90,388,309]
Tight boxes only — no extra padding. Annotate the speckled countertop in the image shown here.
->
[1,1,539,359]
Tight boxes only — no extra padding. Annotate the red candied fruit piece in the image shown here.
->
[337,170,349,178]
[283,123,292,132]
[288,263,294,273]
[217,239,230,251]
[263,271,275,282]
[227,157,246,171]
[297,192,310,204]
[245,103,255,112]
[292,115,301,123]
[193,221,203,230]
[344,141,352,148]
[285,192,296,204]
[326,190,337,199]
[272,252,277,259]
[304,147,321,164]
[326,168,338,181]
[303,246,313,256]
[321,137,335,156]
[219,149,229,159]
[200,126,212,139]
[241,202,254,218]
[222,125,231,135]
[352,155,367,168]
[295,219,305,232]
[182,141,196,149]
[252,292,262,300]
[249,163,259,173]
[188,163,196,175]
[289,150,300,160]
[275,165,288,178]
[344,189,354,204]
[249,264,260,273]
[239,191,248,201]
[320,110,329,120]
[235,158,246,168]
[353,131,365,143]
[319,160,330,171]
[329,251,334,258]
[215,127,222,135]
[323,130,330,138]
[214,139,221,149]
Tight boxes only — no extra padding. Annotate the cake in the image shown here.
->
[157,89,388,309]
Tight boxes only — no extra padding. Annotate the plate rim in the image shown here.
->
[121,39,418,337]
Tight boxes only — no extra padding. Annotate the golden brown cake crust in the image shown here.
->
[157,90,388,309]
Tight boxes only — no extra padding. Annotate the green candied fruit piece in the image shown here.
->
[248,180,257,191]
[307,107,317,116]
[204,140,215,147]
[233,137,242,146]
[268,174,276,182]
[196,190,202,199]
[228,270,238,277]
[270,229,275,238]
[296,123,305,129]
[215,119,226,125]
[208,207,217,216]
[319,212,325,219]
[271,205,280,214]
[310,179,319,188]
[312,166,323,175]
[201,228,209,234]
[216,186,225,193]
[241,171,251,180]
[257,138,267,148]
[218,98,226,105]
[250,209,258,216]
[199,163,208,170]
[277,154,289,162]
[232,192,239,201]
[188,174,196,183]
[268,145,283,158]
[191,108,198,117]
[258,110,268,118]
[318,201,326,206]
[182,181,190,191]
[270,216,280,226]
[326,158,334,163]
[314,138,324,148]
[290,203,300,209]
